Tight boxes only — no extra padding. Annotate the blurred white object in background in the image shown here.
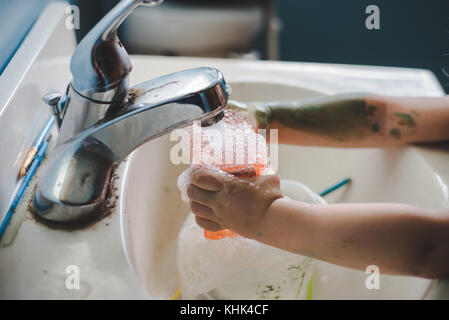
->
[121,2,264,57]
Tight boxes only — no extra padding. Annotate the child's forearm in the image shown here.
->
[256,197,449,278]
[255,94,449,147]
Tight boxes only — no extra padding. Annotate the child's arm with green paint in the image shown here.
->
[184,167,449,278]
[230,94,449,147]
[258,197,449,278]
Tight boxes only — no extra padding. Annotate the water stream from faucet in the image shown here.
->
[178,106,268,239]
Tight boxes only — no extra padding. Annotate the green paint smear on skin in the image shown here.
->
[371,123,380,133]
[394,112,417,128]
[390,128,401,139]
[254,94,377,142]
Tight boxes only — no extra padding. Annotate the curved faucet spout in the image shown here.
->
[91,67,229,159]
[33,67,230,223]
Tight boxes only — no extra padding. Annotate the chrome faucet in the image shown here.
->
[33,0,230,224]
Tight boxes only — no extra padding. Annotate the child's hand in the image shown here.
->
[183,166,283,239]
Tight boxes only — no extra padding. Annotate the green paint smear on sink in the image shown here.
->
[307,276,313,300]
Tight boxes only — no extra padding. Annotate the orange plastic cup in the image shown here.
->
[204,164,264,240]
[204,229,238,240]
[198,106,267,240]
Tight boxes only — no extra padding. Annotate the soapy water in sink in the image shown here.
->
[177,179,325,300]
[176,106,324,299]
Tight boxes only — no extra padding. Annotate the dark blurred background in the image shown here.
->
[1,0,449,91]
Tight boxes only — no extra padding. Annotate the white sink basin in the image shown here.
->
[119,80,439,299]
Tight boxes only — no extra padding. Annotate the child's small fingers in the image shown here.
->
[190,201,216,221]
[195,216,222,232]
[191,171,223,192]
[187,184,216,205]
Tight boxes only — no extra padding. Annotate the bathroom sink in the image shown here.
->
[3,2,446,300]
[119,80,439,299]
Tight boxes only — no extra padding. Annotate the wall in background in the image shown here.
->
[70,0,118,42]
[276,0,449,92]
[2,0,449,92]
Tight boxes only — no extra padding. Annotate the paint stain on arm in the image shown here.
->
[393,112,417,128]
[371,123,380,133]
[267,95,385,142]
[390,128,402,139]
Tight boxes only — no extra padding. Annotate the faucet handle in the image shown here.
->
[70,0,163,104]
[43,91,63,129]
[42,91,62,106]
